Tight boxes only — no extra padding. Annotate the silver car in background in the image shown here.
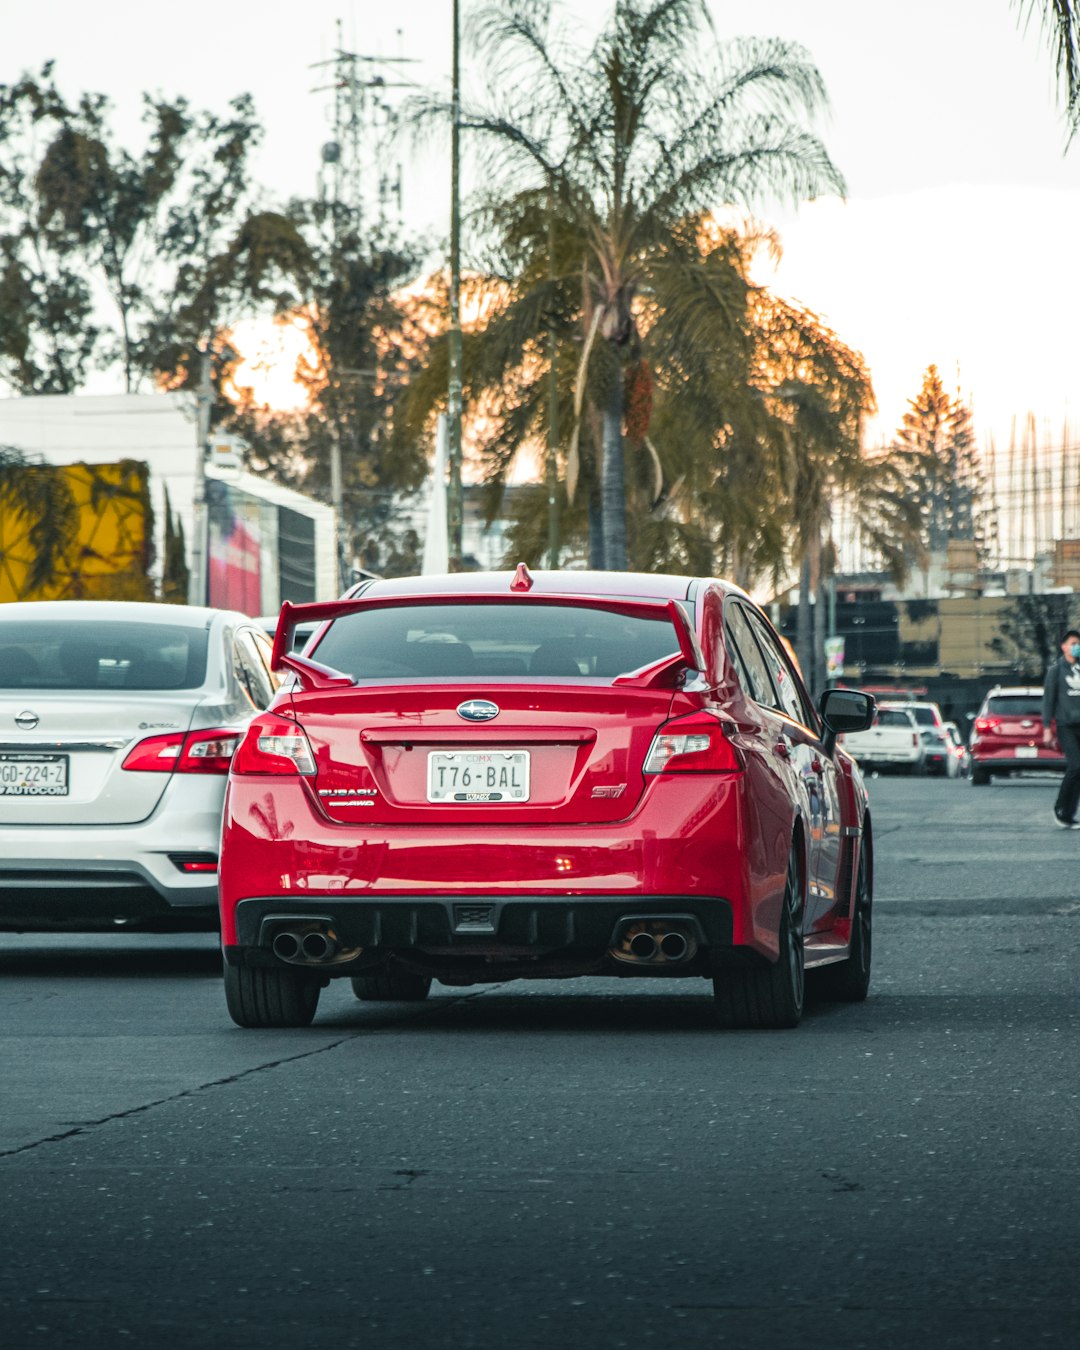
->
[0,601,279,931]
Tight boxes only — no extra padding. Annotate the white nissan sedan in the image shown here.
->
[0,601,279,932]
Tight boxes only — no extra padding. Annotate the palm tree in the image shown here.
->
[1015,1,1080,143]
[432,0,844,570]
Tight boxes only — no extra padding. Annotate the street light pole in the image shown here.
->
[188,343,212,606]
[446,0,464,571]
[546,172,560,570]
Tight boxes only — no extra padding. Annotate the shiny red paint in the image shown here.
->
[219,570,871,997]
[219,772,756,937]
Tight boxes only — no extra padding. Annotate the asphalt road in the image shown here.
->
[2,773,1078,1349]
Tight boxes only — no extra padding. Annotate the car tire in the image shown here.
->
[350,972,433,1002]
[224,961,321,1028]
[810,846,871,1003]
[714,847,804,1030]
[971,767,990,786]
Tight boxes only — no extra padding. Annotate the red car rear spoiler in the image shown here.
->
[270,593,706,689]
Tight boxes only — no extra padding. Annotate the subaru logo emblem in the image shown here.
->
[457,699,499,722]
[15,710,39,731]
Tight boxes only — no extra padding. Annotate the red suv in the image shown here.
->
[218,569,876,1030]
[970,685,1064,786]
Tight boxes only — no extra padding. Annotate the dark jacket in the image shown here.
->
[1042,656,1080,728]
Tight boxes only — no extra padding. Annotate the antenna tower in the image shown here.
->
[310,20,416,245]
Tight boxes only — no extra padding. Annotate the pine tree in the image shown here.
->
[893,366,989,563]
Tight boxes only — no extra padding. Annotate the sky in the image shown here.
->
[5,0,1080,450]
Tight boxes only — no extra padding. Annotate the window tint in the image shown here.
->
[744,608,813,727]
[986,695,1042,716]
[312,603,681,681]
[0,621,209,690]
[724,604,778,708]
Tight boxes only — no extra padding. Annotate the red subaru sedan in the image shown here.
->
[219,568,875,1030]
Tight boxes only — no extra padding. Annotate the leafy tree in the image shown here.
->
[421,0,845,570]
[230,205,429,578]
[1,67,310,396]
[38,91,310,393]
[1014,1,1080,144]
[0,67,99,392]
[991,591,1080,677]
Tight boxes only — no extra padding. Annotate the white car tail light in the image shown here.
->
[122,729,240,775]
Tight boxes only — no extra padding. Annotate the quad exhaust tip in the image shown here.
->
[659,931,689,961]
[629,932,659,960]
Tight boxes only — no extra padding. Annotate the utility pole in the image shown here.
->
[546,173,560,570]
[446,0,464,570]
[311,27,417,592]
[188,344,213,606]
[329,424,347,591]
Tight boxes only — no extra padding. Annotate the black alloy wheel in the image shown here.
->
[224,961,321,1028]
[351,971,433,1002]
[714,846,805,1030]
[810,844,872,1003]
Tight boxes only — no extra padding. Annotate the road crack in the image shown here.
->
[0,1035,360,1160]
[0,986,499,1161]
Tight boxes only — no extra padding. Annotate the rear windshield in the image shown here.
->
[986,695,1042,716]
[311,603,682,680]
[885,704,938,726]
[876,709,914,728]
[0,620,209,691]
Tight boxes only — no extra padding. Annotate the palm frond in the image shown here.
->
[1014,0,1080,142]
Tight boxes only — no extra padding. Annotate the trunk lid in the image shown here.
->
[292,682,682,825]
[0,693,198,825]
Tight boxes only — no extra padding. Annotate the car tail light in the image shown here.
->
[974,716,999,734]
[121,732,185,772]
[912,734,919,747]
[121,729,240,775]
[178,730,241,773]
[231,715,317,776]
[644,713,743,774]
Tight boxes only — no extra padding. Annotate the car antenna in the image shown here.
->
[510,562,534,592]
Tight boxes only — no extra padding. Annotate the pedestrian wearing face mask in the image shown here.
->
[1042,627,1080,828]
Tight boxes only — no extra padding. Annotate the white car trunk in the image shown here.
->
[0,694,198,825]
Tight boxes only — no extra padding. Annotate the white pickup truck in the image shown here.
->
[840,706,924,774]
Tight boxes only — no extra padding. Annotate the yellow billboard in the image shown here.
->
[0,459,153,603]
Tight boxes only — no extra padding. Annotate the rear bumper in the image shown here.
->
[848,748,921,765]
[0,778,223,931]
[230,893,735,948]
[971,748,1065,774]
[225,893,735,975]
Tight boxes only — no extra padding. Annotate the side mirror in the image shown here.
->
[818,688,875,754]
